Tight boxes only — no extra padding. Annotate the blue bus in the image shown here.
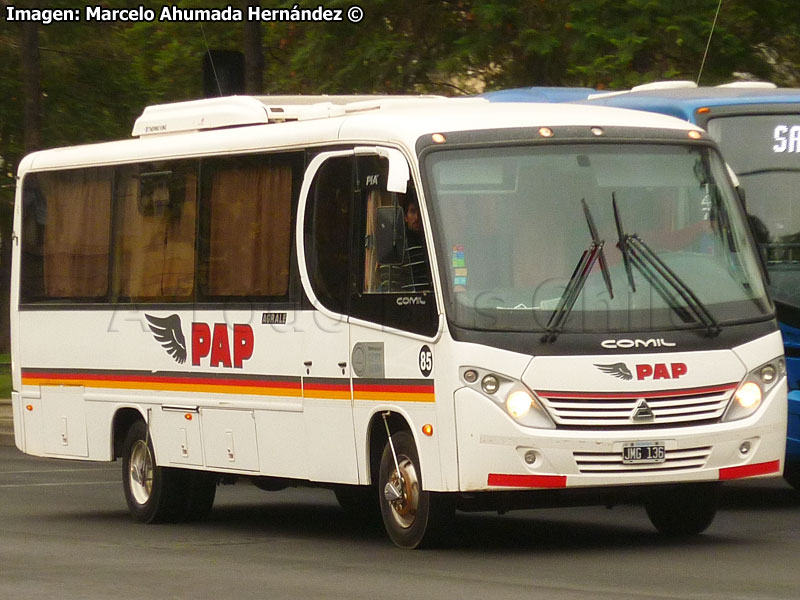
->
[487,82,800,488]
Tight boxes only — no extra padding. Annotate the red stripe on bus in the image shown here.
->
[353,383,435,394]
[718,460,781,480]
[487,473,567,488]
[538,383,738,400]
[303,383,351,392]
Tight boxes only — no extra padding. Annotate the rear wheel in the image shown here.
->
[645,483,719,536]
[122,420,216,523]
[182,470,217,522]
[378,430,452,548]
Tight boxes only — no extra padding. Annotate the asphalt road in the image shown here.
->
[1,445,799,600]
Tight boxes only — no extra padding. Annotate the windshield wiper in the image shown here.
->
[542,200,613,343]
[613,196,721,337]
[612,193,637,293]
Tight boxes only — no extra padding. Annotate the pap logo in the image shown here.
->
[192,323,254,369]
[146,314,187,364]
[595,362,688,381]
[595,362,633,381]
[635,362,687,381]
[146,314,254,369]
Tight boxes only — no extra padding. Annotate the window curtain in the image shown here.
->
[208,164,292,296]
[40,169,111,297]
[116,171,197,299]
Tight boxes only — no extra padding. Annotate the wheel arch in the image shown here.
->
[366,410,413,486]
[112,407,146,459]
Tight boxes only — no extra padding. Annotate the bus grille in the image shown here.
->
[574,446,712,474]
[536,383,738,429]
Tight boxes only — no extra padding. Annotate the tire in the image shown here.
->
[334,484,380,521]
[122,420,215,523]
[182,470,217,522]
[645,483,719,536]
[378,430,452,548]
[783,459,800,491]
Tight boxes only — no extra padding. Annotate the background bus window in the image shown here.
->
[202,156,294,299]
[21,168,112,301]
[304,155,353,314]
[113,162,197,301]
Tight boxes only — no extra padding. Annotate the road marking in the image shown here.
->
[1,468,117,474]
[0,481,118,488]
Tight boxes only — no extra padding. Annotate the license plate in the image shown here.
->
[622,441,666,464]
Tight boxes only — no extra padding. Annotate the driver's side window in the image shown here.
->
[351,154,437,336]
[360,156,431,295]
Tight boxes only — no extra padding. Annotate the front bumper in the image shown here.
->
[454,379,787,491]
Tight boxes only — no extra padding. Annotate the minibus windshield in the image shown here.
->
[424,143,771,334]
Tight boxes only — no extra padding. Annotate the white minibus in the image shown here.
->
[10,95,786,547]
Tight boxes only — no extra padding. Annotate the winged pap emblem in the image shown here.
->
[145,314,187,364]
[594,362,633,381]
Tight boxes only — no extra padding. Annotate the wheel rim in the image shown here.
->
[386,455,419,529]
[128,439,154,506]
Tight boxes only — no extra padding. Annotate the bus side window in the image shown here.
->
[360,157,431,295]
[352,155,437,337]
[304,155,353,315]
[112,161,197,301]
[20,168,112,302]
[20,177,46,299]
[200,155,295,300]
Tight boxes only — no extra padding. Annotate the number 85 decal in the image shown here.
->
[419,345,433,377]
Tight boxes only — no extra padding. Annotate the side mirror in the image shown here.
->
[375,205,407,265]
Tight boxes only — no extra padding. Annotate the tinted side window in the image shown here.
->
[304,156,353,314]
[351,155,437,336]
[360,157,431,295]
[200,155,296,299]
[113,161,197,301]
[21,168,112,301]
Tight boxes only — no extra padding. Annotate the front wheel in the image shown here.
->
[378,430,452,548]
[645,483,719,536]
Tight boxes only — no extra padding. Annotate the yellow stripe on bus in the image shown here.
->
[353,391,435,403]
[22,377,303,397]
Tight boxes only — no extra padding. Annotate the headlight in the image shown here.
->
[723,356,785,422]
[460,367,555,429]
[734,382,761,409]
[506,390,533,418]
